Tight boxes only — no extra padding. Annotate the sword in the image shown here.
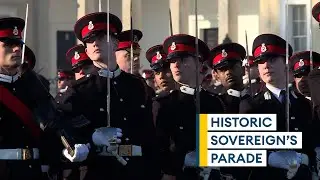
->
[310,0,313,71]
[245,30,253,97]
[130,0,134,74]
[195,0,200,115]
[104,0,127,166]
[169,8,173,36]
[21,3,28,65]
[285,0,290,132]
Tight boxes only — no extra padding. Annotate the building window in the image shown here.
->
[202,28,218,49]
[290,5,307,52]
[280,0,311,53]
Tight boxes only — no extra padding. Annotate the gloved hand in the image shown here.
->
[184,151,197,167]
[268,151,308,179]
[63,144,90,162]
[92,127,122,152]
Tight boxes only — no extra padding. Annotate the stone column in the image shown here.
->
[218,0,229,44]
[122,0,142,31]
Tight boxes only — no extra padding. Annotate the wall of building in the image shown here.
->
[229,0,260,54]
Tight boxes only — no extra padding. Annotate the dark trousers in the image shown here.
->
[0,160,42,180]
[249,165,312,180]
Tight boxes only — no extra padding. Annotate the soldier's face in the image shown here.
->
[170,56,198,84]
[115,49,140,74]
[154,66,175,91]
[294,75,310,96]
[213,62,244,90]
[0,40,22,68]
[85,33,117,61]
[258,56,286,85]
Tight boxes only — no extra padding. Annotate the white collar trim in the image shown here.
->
[266,83,284,99]
[0,73,19,83]
[180,86,195,95]
[227,89,247,97]
[98,68,121,78]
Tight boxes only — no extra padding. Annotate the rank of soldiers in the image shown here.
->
[1,3,320,180]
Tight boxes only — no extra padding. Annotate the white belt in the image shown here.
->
[0,148,39,160]
[97,145,142,157]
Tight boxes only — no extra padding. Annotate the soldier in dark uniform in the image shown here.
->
[0,17,90,180]
[289,51,320,100]
[210,43,250,113]
[55,44,94,180]
[207,42,252,180]
[63,12,160,180]
[240,34,315,180]
[116,29,142,75]
[243,56,263,95]
[145,45,176,125]
[156,34,224,180]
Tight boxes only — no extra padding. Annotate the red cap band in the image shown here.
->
[58,72,72,79]
[81,23,116,39]
[167,44,195,54]
[293,60,320,71]
[151,53,167,64]
[118,41,140,49]
[254,45,286,57]
[71,52,89,66]
[212,52,241,65]
[0,28,22,38]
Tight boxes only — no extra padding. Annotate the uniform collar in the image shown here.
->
[266,83,284,100]
[98,67,122,79]
[0,73,19,83]
[226,89,247,97]
[180,86,196,95]
[306,96,311,101]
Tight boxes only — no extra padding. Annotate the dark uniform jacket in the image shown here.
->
[212,89,252,180]
[61,64,160,180]
[156,86,224,179]
[240,85,316,180]
[0,70,76,180]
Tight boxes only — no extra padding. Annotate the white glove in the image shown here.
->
[92,127,122,148]
[268,151,305,179]
[184,151,197,167]
[63,144,90,162]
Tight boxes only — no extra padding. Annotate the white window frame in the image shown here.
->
[280,0,311,51]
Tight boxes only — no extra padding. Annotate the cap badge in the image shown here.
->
[170,42,176,51]
[74,51,80,60]
[222,49,228,58]
[88,21,94,30]
[13,26,18,36]
[299,59,304,67]
[133,35,138,43]
[156,51,162,60]
[261,43,267,53]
